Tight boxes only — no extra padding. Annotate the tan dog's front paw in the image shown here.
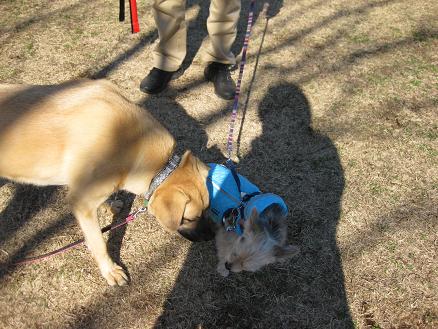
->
[102,263,129,286]
[217,263,230,277]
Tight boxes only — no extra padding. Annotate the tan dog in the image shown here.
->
[0,79,213,286]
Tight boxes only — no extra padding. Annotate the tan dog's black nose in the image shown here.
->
[225,262,232,271]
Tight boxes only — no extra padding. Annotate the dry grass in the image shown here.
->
[0,0,437,328]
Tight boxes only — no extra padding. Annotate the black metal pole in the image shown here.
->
[119,0,125,22]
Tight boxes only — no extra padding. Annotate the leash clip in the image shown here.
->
[222,205,244,235]
[131,207,148,221]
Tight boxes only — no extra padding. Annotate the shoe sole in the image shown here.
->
[140,84,169,94]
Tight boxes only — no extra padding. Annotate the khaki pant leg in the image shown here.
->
[153,0,187,71]
[203,0,241,65]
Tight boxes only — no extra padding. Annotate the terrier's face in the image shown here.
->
[215,204,300,277]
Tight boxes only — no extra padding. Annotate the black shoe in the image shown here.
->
[140,67,176,94]
[204,62,236,100]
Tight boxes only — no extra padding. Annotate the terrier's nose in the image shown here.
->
[225,262,232,271]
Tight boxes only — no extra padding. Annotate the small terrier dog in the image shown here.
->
[207,163,300,277]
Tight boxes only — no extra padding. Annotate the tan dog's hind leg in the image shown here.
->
[70,188,128,286]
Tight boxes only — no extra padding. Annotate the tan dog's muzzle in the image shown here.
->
[177,214,216,241]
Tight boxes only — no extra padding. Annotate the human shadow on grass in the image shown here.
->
[59,84,351,328]
[153,83,353,328]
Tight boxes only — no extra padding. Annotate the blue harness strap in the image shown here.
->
[226,159,242,195]
[207,163,288,235]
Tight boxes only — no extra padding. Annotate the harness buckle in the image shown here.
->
[222,205,244,234]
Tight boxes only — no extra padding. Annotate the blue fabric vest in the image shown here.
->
[206,163,288,235]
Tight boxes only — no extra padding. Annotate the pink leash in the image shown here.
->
[13,207,147,265]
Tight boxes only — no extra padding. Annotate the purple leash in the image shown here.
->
[226,0,259,162]
[225,0,264,200]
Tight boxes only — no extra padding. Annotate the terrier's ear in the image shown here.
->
[259,203,287,243]
[274,245,300,262]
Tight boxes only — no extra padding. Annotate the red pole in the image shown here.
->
[129,0,140,33]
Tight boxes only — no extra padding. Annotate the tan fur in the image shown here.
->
[215,207,300,277]
[0,79,211,285]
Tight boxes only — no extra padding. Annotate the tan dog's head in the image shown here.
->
[148,151,215,241]
[215,204,300,277]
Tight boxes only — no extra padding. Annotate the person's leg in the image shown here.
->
[140,0,187,94]
[153,0,187,71]
[203,0,241,65]
[203,0,241,100]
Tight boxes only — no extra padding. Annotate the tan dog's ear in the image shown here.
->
[193,155,210,179]
[181,150,209,177]
[148,189,189,232]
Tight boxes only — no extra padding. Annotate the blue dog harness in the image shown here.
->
[206,163,288,235]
